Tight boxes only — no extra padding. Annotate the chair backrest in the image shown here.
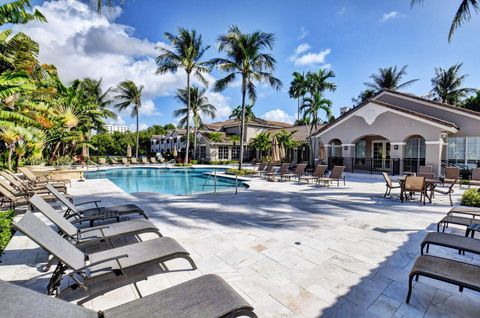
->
[131,158,137,164]
[313,165,327,177]
[265,163,274,172]
[18,167,38,182]
[0,280,97,318]
[121,158,128,164]
[98,158,106,164]
[45,184,80,214]
[257,163,266,171]
[142,157,148,163]
[404,176,425,191]
[0,180,21,195]
[329,166,345,179]
[295,164,307,174]
[14,212,85,271]
[0,171,25,190]
[418,166,433,174]
[445,167,460,179]
[278,163,290,174]
[29,194,77,237]
[382,172,393,187]
[471,168,480,181]
[150,157,156,163]
[0,183,18,201]
[111,158,118,164]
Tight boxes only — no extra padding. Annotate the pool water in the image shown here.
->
[85,168,245,195]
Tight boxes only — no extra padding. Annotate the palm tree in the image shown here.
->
[429,63,475,104]
[352,89,376,105]
[156,28,211,164]
[365,65,418,93]
[211,25,282,169]
[301,93,333,165]
[249,131,272,159]
[229,104,256,122]
[0,0,46,26]
[411,0,479,42]
[0,126,19,170]
[306,69,337,96]
[275,129,298,161]
[463,90,480,111]
[289,72,308,121]
[174,86,216,159]
[111,80,143,158]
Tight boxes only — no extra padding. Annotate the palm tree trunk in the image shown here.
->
[239,77,247,170]
[184,73,191,164]
[135,109,139,159]
[309,125,315,166]
[297,98,300,121]
[7,144,13,171]
[193,125,197,161]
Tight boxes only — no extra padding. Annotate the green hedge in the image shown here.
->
[0,210,14,253]
[226,168,256,176]
[461,188,480,207]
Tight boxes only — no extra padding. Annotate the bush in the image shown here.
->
[174,163,192,167]
[226,168,255,176]
[191,160,198,164]
[0,210,14,253]
[461,188,480,207]
[51,156,74,166]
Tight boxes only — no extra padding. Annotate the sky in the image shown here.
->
[10,0,480,130]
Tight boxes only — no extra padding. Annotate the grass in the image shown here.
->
[0,210,14,254]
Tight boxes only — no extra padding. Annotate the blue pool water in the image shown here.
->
[85,168,245,195]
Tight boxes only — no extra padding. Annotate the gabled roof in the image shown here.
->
[313,98,459,137]
[268,125,315,143]
[376,89,480,119]
[205,118,292,130]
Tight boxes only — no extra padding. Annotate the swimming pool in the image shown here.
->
[85,168,246,195]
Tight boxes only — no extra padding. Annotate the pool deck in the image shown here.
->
[1,172,480,317]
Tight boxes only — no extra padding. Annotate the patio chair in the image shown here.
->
[447,206,480,218]
[420,232,480,256]
[431,178,457,206]
[0,171,67,194]
[265,163,289,179]
[13,211,197,304]
[406,255,480,304]
[0,181,69,206]
[45,184,148,227]
[141,157,148,164]
[110,157,119,165]
[382,172,401,197]
[150,157,157,164]
[280,163,307,182]
[443,167,460,186]
[316,166,346,187]
[417,165,434,179]
[121,157,130,165]
[298,165,327,185]
[437,214,477,232]
[400,176,426,204]
[259,163,274,177]
[98,158,107,165]
[469,168,480,187]
[131,158,138,164]
[18,167,71,187]
[0,275,257,318]
[0,183,30,209]
[254,162,266,175]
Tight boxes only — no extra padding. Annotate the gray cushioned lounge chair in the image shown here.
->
[14,212,196,304]
[437,215,477,232]
[298,165,327,185]
[447,206,480,218]
[18,167,71,187]
[420,232,480,256]
[317,166,346,187]
[1,170,67,194]
[406,255,480,303]
[29,194,162,271]
[45,184,148,226]
[0,275,257,318]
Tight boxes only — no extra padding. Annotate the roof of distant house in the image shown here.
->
[268,125,316,143]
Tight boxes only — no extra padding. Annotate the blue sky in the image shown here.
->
[17,0,480,129]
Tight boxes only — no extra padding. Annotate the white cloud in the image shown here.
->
[140,99,161,116]
[381,11,400,22]
[204,92,232,121]
[293,48,331,67]
[129,123,148,131]
[261,109,296,124]
[13,0,227,125]
[337,7,346,15]
[297,27,308,40]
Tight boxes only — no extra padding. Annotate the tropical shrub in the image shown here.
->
[0,210,14,254]
[226,168,255,176]
[51,155,73,166]
[461,188,480,207]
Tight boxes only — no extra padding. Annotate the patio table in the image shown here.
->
[398,176,441,204]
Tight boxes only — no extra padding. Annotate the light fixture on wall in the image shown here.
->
[440,132,448,144]
[394,145,399,150]
[344,146,348,150]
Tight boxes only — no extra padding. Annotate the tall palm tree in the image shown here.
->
[412,0,479,42]
[0,0,46,26]
[111,80,143,158]
[352,89,376,105]
[211,25,282,169]
[156,28,211,164]
[300,93,333,165]
[229,104,256,122]
[288,72,308,121]
[0,126,19,170]
[429,63,475,104]
[174,86,216,159]
[306,69,337,96]
[365,65,418,93]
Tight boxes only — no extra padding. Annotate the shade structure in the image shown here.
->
[279,143,286,161]
[173,145,178,157]
[271,137,280,163]
[319,141,326,161]
[127,144,132,158]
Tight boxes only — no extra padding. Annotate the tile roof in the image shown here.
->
[268,125,316,143]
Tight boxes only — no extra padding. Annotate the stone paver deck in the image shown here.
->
[1,172,479,317]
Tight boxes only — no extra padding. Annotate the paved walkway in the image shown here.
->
[1,173,479,317]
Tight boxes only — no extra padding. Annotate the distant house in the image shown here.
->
[313,89,480,176]
[268,125,315,163]
[150,129,186,154]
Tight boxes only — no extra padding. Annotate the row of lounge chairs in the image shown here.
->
[406,206,480,304]
[98,157,163,165]
[255,163,346,187]
[3,186,257,316]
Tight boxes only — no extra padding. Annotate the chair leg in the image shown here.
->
[406,274,415,304]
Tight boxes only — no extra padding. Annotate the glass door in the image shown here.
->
[372,141,391,170]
